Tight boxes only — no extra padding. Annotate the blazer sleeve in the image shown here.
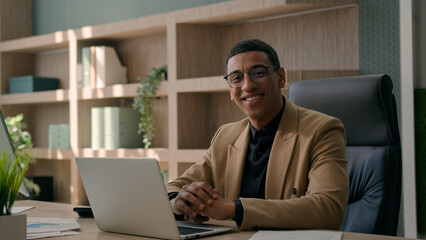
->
[239,117,348,230]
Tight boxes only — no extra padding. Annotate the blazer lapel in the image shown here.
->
[265,98,299,199]
[225,124,250,199]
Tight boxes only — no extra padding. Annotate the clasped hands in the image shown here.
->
[170,182,235,223]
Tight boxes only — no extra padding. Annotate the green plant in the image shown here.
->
[4,113,40,195]
[0,150,29,215]
[133,65,167,149]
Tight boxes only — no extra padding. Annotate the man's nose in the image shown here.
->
[241,73,257,91]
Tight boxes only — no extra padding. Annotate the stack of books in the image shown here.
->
[79,46,127,89]
[91,107,141,150]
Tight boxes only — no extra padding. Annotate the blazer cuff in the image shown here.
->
[233,199,244,227]
[168,192,185,221]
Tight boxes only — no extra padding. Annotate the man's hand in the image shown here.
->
[201,196,236,221]
[170,182,218,222]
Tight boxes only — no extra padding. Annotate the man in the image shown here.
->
[166,39,349,230]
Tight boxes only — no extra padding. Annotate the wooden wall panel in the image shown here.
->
[0,0,32,41]
[177,93,211,149]
[0,53,33,94]
[176,24,224,79]
[35,50,70,89]
[117,33,167,84]
[222,7,359,71]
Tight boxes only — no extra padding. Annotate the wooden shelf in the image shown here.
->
[78,82,169,100]
[0,89,69,104]
[24,148,74,160]
[0,0,360,204]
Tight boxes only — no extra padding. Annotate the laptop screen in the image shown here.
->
[0,108,29,197]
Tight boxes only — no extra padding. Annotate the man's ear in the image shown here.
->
[278,67,286,88]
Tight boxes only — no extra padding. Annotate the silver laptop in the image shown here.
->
[75,157,237,239]
[0,109,29,197]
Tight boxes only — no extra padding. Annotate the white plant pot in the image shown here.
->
[0,214,26,240]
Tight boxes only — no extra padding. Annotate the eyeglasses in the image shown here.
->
[223,65,279,88]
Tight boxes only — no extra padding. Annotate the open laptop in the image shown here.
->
[0,108,29,197]
[75,157,237,239]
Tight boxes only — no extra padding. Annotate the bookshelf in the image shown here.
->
[0,0,359,204]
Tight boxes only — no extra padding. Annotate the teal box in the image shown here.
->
[48,124,70,149]
[9,75,59,94]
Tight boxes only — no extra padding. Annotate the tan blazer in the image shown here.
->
[167,97,349,231]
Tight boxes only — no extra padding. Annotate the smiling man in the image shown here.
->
[166,39,349,230]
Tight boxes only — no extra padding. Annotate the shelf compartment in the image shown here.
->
[176,5,358,79]
[1,102,70,149]
[77,96,168,149]
[178,92,245,149]
[0,50,70,94]
[25,158,71,203]
[77,31,167,87]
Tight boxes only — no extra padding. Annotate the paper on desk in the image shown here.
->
[249,230,342,240]
[27,230,79,239]
[11,206,34,214]
[26,217,80,239]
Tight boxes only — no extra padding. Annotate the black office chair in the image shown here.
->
[288,74,401,236]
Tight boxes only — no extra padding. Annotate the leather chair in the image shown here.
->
[288,74,401,236]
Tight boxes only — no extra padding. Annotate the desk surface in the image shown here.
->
[15,200,417,240]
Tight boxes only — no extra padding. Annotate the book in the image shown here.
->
[104,107,141,150]
[95,46,127,88]
[81,47,91,88]
[77,63,83,89]
[90,46,97,88]
[91,107,104,149]
[48,124,70,149]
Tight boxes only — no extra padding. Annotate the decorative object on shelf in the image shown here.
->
[81,45,127,89]
[104,107,141,150]
[5,114,40,196]
[48,124,70,149]
[133,65,167,149]
[90,106,141,150]
[9,75,59,94]
[91,107,104,150]
[0,150,29,240]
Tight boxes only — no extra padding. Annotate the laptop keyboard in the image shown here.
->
[178,226,213,235]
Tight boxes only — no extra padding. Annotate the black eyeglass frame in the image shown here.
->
[223,65,280,88]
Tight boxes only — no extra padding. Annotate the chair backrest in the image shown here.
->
[288,74,401,236]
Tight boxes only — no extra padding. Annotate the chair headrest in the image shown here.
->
[288,74,398,146]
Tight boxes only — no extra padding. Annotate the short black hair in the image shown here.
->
[225,39,280,67]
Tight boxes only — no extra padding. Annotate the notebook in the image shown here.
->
[0,109,29,197]
[75,157,237,239]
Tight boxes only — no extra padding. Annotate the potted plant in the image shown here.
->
[133,65,167,149]
[5,114,40,197]
[0,150,29,240]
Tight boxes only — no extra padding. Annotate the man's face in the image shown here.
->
[227,51,286,129]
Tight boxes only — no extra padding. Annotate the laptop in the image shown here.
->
[75,157,237,239]
[0,109,29,197]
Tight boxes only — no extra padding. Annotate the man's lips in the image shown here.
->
[242,94,263,101]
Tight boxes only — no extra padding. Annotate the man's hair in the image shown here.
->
[225,39,280,67]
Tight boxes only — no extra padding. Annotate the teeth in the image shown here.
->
[245,95,261,101]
